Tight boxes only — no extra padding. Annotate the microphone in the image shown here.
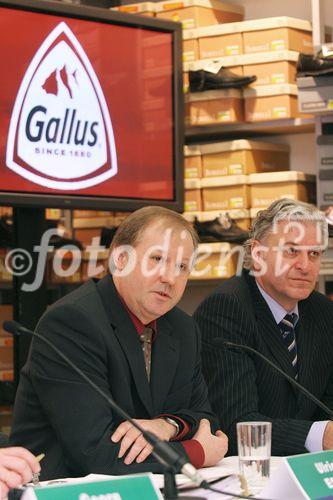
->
[213,338,333,420]
[4,320,204,487]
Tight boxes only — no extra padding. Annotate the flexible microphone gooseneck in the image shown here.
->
[4,320,204,487]
[5,321,273,500]
[214,338,333,419]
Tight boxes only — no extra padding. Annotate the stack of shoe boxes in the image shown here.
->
[155,0,244,29]
[186,16,314,125]
[242,17,312,121]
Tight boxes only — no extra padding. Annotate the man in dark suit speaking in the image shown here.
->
[194,198,333,456]
[10,207,228,480]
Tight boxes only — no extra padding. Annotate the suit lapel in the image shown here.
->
[245,273,298,391]
[150,316,180,415]
[296,298,317,390]
[96,275,154,416]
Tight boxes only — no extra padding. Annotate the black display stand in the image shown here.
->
[12,207,48,387]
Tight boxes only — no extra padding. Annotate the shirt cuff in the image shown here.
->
[305,421,329,452]
[181,440,205,469]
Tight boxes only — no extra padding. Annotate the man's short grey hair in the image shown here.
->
[243,198,328,269]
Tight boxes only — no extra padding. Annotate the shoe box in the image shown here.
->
[200,140,290,176]
[184,145,202,178]
[241,17,312,55]
[242,50,299,86]
[197,23,243,59]
[186,88,243,125]
[184,178,202,211]
[155,0,244,30]
[111,2,156,16]
[243,84,301,121]
[297,74,333,115]
[201,175,250,211]
[74,210,112,218]
[195,17,312,60]
[183,29,200,63]
[191,242,240,279]
[249,171,316,209]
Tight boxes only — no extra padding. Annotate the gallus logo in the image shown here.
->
[6,22,117,190]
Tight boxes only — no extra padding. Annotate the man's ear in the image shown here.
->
[251,239,266,272]
[111,247,128,271]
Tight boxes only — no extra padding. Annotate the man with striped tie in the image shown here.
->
[194,198,333,456]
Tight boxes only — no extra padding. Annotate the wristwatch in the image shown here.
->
[163,416,180,437]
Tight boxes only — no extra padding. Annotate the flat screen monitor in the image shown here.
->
[0,0,184,210]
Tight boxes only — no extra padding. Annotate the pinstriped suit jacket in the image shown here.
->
[193,271,333,456]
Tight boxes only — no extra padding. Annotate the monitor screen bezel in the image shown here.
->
[0,0,184,211]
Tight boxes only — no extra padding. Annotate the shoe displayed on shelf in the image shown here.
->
[100,226,118,248]
[189,66,257,92]
[50,234,83,250]
[46,220,83,250]
[194,214,249,244]
[296,52,333,77]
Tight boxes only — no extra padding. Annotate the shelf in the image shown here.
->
[185,117,315,143]
[73,216,115,229]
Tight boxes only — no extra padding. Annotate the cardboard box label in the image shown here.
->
[217,110,231,121]
[271,39,285,51]
[229,163,243,174]
[272,72,286,83]
[226,44,241,55]
[272,106,288,118]
[182,18,196,29]
[230,196,244,208]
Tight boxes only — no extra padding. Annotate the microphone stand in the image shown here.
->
[4,321,206,499]
[220,339,333,419]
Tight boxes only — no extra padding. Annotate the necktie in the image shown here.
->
[279,313,298,379]
[140,327,154,382]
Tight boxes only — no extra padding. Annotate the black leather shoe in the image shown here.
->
[189,67,256,92]
[194,214,249,244]
[297,53,333,77]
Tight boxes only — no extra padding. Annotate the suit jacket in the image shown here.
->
[193,271,333,456]
[10,275,215,480]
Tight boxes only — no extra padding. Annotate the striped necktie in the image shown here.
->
[279,313,298,379]
[140,327,154,382]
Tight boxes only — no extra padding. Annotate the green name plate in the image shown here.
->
[287,450,333,498]
[262,451,333,499]
[23,474,163,500]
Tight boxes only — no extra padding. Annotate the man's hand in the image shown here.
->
[323,421,333,450]
[0,447,41,499]
[193,419,228,467]
[111,418,177,465]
